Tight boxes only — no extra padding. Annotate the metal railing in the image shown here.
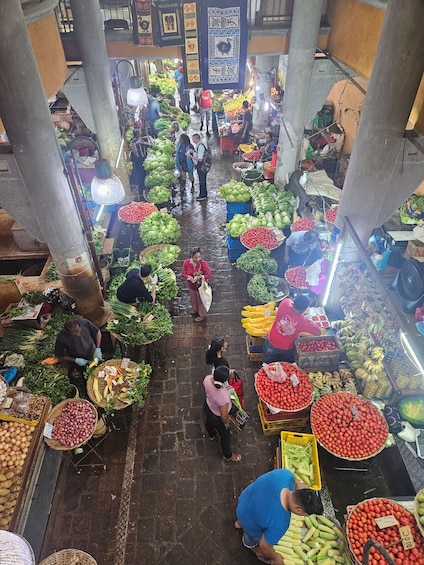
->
[56,0,328,35]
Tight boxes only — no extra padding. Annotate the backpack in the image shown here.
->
[199,143,212,173]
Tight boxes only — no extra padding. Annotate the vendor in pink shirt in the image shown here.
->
[263,295,320,363]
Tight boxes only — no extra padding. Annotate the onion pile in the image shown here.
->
[52,401,97,448]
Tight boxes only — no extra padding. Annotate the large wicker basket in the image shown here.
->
[0,530,35,565]
[39,549,97,565]
[87,359,138,410]
[44,399,98,451]
[139,243,180,267]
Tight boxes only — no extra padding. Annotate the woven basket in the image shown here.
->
[0,530,35,565]
[44,399,98,451]
[87,359,138,410]
[0,373,9,405]
[414,487,424,537]
[39,549,97,565]
[139,244,180,267]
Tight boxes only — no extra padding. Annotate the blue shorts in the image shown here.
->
[242,532,261,549]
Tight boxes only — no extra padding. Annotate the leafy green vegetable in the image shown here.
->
[45,262,59,281]
[219,179,251,202]
[139,211,181,245]
[22,291,46,306]
[147,185,172,204]
[236,246,278,275]
[247,274,280,304]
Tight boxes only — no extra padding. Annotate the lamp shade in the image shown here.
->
[127,76,148,107]
[91,159,125,205]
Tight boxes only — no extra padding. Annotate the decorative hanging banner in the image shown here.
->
[134,0,154,46]
[182,1,201,88]
[199,0,248,90]
[152,1,184,47]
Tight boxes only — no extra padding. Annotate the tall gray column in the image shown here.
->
[70,0,131,201]
[0,0,106,326]
[253,55,278,131]
[336,0,424,244]
[275,0,322,187]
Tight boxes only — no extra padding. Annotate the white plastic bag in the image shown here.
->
[262,362,287,383]
[305,259,322,286]
[198,280,212,312]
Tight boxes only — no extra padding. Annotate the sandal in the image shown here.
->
[224,454,241,462]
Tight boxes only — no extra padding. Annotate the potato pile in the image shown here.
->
[0,421,34,529]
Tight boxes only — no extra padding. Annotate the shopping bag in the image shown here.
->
[229,391,249,430]
[228,370,244,408]
[198,280,212,312]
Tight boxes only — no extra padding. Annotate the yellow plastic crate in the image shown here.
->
[280,431,321,491]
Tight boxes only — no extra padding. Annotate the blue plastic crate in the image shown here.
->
[226,200,252,216]
[228,246,245,262]
[227,235,243,249]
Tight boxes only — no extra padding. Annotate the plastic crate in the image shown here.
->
[247,336,264,353]
[258,402,308,436]
[294,335,342,372]
[227,235,242,249]
[228,246,246,262]
[226,200,252,216]
[259,399,310,422]
[280,431,321,490]
[110,248,131,276]
[246,336,263,361]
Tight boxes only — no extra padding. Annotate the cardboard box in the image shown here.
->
[405,239,424,259]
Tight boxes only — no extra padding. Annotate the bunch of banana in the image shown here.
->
[308,370,358,397]
[241,302,276,337]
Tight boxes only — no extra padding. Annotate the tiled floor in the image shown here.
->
[39,115,415,565]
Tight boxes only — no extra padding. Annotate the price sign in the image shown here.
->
[290,374,299,387]
[43,422,53,439]
[399,525,415,550]
[350,404,360,420]
[375,515,399,529]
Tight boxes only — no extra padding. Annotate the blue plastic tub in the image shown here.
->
[228,246,246,262]
[226,200,252,216]
[227,235,245,249]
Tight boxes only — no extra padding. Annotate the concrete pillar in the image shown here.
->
[69,0,131,201]
[336,0,424,244]
[252,55,278,132]
[275,0,323,187]
[0,0,106,326]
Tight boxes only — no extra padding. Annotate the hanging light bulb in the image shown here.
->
[91,159,125,205]
[127,76,148,107]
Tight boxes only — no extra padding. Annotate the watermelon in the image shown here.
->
[398,396,424,426]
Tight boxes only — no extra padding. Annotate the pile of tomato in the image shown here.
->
[118,202,158,224]
[290,217,315,232]
[255,363,314,411]
[347,498,424,565]
[285,266,308,289]
[310,392,388,459]
[298,338,338,352]
[325,206,338,223]
[240,227,281,250]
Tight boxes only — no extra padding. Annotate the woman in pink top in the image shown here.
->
[203,366,241,462]
[182,247,211,322]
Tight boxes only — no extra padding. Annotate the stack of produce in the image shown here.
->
[144,138,176,192]
[255,363,314,412]
[227,214,255,238]
[250,181,294,229]
[140,244,181,270]
[280,433,320,489]
[89,360,151,409]
[333,318,392,399]
[219,179,251,202]
[310,392,388,459]
[274,514,348,564]
[223,89,254,120]
[107,263,178,303]
[236,246,278,275]
[241,302,276,337]
[290,217,315,232]
[325,205,338,224]
[50,400,97,448]
[160,99,191,130]
[118,202,158,224]
[346,498,424,564]
[398,396,424,427]
[139,211,181,245]
[241,227,283,250]
[147,185,172,205]
[308,368,358,397]
[247,274,285,304]
[106,300,173,347]
[414,488,424,535]
[285,266,309,289]
[0,421,35,529]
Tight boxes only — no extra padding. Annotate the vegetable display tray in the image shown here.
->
[139,244,180,267]
[280,431,321,490]
[240,227,285,251]
[284,267,310,290]
[118,202,158,224]
[43,399,98,451]
[39,549,97,565]
[257,402,308,436]
[87,359,139,410]
[294,335,342,372]
[413,487,424,538]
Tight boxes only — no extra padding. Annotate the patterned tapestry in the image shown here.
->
[182,1,201,89]
[133,0,154,46]
[199,0,248,90]
[152,1,184,47]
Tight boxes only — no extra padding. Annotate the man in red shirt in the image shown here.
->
[263,295,320,363]
[198,89,213,137]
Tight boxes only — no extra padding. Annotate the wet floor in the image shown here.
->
[38,113,414,565]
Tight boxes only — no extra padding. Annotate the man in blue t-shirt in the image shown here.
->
[235,469,323,564]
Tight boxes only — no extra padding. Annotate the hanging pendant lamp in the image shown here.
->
[127,76,148,107]
[91,159,125,205]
